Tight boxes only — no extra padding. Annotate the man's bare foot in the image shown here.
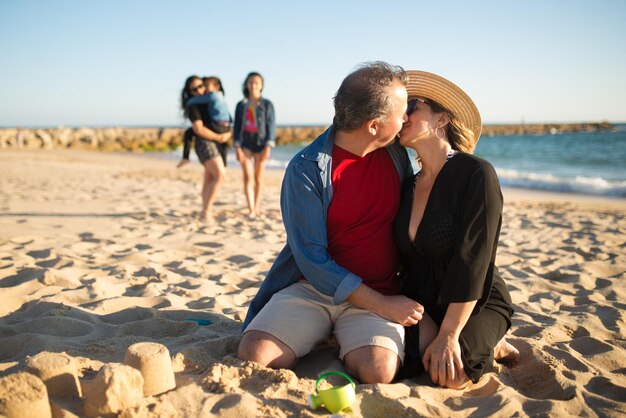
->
[176,159,190,168]
[494,338,520,367]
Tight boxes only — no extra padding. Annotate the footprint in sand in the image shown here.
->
[26,249,53,259]
[505,340,576,401]
[187,297,215,310]
[544,345,590,373]
[195,242,224,249]
[569,336,613,356]
[0,267,45,288]
[511,324,543,338]
[585,376,626,403]
[226,255,254,265]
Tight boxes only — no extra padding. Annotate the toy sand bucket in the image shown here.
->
[308,371,356,414]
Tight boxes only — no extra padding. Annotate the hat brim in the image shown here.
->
[405,70,482,143]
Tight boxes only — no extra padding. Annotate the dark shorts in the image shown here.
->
[194,137,220,164]
[241,131,267,154]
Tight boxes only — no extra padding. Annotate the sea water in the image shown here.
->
[473,125,626,197]
[164,124,626,198]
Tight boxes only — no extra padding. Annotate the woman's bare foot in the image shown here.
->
[494,338,520,367]
[199,211,214,223]
[177,159,190,168]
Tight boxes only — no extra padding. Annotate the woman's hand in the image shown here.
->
[235,146,247,164]
[422,301,476,388]
[217,131,232,143]
[422,332,464,387]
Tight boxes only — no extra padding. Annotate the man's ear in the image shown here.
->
[366,119,379,136]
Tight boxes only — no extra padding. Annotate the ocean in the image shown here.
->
[165,124,626,198]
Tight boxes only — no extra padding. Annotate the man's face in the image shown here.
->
[374,79,408,147]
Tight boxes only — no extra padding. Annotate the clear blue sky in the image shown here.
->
[1,0,625,127]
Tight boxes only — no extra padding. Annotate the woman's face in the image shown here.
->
[188,79,205,97]
[246,75,263,98]
[399,98,440,147]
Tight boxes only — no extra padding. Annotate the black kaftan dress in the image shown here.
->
[394,152,514,382]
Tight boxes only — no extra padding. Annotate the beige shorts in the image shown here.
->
[244,281,405,362]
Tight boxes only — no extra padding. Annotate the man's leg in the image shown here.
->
[238,282,332,370]
[344,346,400,384]
[237,330,297,369]
[335,307,405,384]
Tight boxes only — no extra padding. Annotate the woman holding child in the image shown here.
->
[395,71,519,388]
[180,75,231,222]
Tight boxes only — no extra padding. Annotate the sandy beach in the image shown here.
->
[1,149,625,417]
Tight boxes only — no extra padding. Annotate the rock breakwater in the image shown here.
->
[0,122,614,151]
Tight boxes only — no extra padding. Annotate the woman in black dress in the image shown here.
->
[395,71,519,388]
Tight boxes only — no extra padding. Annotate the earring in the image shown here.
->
[435,127,446,140]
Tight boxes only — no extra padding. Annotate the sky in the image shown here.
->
[1,0,625,127]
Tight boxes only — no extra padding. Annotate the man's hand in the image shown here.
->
[377,295,424,326]
[347,284,423,326]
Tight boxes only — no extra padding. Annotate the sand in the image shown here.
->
[1,149,625,417]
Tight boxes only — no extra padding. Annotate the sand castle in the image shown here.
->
[0,372,52,418]
[124,342,176,396]
[25,352,81,398]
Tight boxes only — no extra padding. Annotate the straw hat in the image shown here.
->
[405,70,482,143]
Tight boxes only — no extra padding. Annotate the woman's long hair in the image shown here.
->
[181,75,202,119]
[428,99,477,154]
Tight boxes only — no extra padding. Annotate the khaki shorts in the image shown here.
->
[244,282,405,362]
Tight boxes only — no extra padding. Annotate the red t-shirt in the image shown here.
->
[327,145,401,295]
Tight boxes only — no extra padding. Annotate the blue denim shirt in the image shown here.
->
[242,126,413,330]
[185,91,232,123]
[234,98,276,148]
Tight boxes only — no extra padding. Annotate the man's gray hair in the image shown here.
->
[333,61,407,131]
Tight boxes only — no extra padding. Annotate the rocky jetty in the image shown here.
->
[0,122,615,151]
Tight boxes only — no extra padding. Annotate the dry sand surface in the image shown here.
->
[1,149,625,417]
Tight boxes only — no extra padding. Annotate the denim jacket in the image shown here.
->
[242,126,413,330]
[234,98,276,148]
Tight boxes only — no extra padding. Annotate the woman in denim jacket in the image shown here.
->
[233,72,276,217]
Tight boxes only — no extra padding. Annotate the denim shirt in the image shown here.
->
[234,98,276,148]
[242,126,413,330]
[185,91,232,123]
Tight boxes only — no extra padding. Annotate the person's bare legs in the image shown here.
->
[200,156,225,221]
[252,148,269,215]
[237,330,298,369]
[240,151,255,217]
[344,346,401,384]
